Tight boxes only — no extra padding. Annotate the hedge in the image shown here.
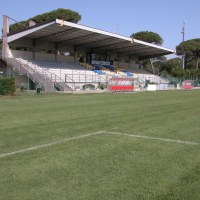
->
[0,77,15,95]
[82,84,95,90]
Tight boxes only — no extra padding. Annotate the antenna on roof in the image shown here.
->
[181,21,186,42]
[181,21,186,70]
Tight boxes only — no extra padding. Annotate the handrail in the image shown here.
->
[137,73,169,84]
[65,72,108,83]
[65,74,76,90]
[11,50,68,85]
[3,49,73,91]
[2,49,54,91]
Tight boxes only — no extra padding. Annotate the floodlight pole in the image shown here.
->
[181,21,186,70]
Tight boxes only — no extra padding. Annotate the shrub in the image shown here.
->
[82,84,95,90]
[0,77,15,95]
[97,83,106,90]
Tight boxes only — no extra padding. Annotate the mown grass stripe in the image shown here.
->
[0,131,104,158]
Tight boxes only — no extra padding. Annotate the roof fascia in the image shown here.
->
[132,39,175,53]
[7,21,56,43]
[56,19,131,42]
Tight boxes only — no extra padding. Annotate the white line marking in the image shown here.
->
[103,131,199,145]
[1,130,198,159]
[0,131,104,158]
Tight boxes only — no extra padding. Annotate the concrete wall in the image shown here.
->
[9,38,88,56]
[57,55,75,62]
[11,50,77,62]
[10,38,56,51]
[11,50,33,59]
[10,49,140,69]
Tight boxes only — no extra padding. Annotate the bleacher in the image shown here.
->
[114,66,169,85]
[80,63,134,79]
[80,62,169,91]
[12,48,169,91]
[15,58,107,90]
[79,62,168,85]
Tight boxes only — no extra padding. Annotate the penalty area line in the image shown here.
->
[1,130,198,159]
[0,131,104,159]
[103,131,200,145]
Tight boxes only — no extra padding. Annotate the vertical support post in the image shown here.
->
[89,51,92,64]
[28,76,30,95]
[33,39,36,59]
[2,15,9,58]
[45,72,47,95]
[72,70,74,83]
[117,53,120,67]
[104,52,107,61]
[181,21,186,70]
[128,55,131,69]
[55,43,58,61]
[74,45,77,63]
[85,70,86,92]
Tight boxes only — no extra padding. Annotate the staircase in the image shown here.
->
[1,49,73,92]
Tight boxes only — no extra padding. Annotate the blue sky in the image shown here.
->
[1,0,199,54]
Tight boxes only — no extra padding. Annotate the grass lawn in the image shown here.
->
[0,90,200,200]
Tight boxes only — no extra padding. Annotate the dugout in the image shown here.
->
[108,78,135,91]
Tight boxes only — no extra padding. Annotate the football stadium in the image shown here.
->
[1,12,200,200]
[1,15,175,93]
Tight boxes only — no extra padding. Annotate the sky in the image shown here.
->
[1,0,200,58]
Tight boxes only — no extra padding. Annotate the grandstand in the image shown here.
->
[1,16,175,92]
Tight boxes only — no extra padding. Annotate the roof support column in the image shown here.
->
[86,51,92,64]
[55,43,58,61]
[105,51,111,62]
[90,51,92,64]
[32,39,36,59]
[74,46,77,63]
[2,15,9,58]
[104,52,107,61]
[117,53,120,67]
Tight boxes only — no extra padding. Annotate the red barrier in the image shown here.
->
[110,86,134,91]
[182,80,194,89]
[182,85,194,89]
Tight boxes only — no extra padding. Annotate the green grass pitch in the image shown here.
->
[0,91,200,200]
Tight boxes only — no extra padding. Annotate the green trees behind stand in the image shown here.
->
[131,31,163,45]
[10,8,81,33]
[176,39,200,70]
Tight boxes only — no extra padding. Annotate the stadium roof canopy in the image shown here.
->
[7,19,175,60]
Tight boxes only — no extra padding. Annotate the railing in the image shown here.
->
[64,74,75,90]
[64,72,108,90]
[2,49,73,92]
[137,74,169,85]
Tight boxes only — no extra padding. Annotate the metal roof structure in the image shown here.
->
[8,19,175,60]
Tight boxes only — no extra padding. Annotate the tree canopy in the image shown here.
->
[10,8,81,33]
[131,31,163,45]
[131,31,164,74]
[176,39,200,70]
